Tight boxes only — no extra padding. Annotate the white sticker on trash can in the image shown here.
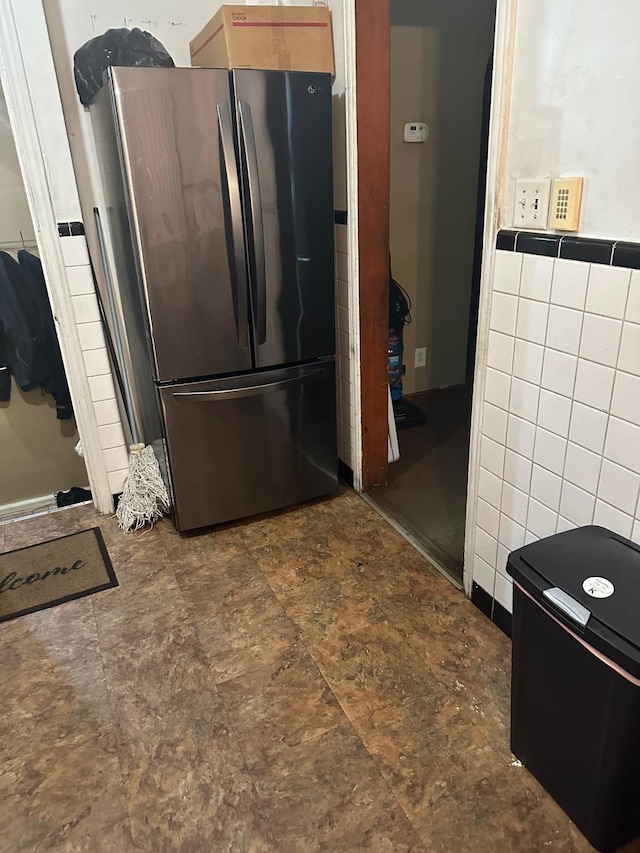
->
[582,577,615,598]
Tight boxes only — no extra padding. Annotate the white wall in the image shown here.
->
[8,1,80,220]
[0,92,35,241]
[504,0,640,240]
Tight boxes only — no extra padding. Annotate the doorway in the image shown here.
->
[0,82,88,520]
[365,0,497,585]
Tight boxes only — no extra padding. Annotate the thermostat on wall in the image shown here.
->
[404,122,429,143]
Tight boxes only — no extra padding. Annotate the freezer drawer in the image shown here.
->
[160,362,338,531]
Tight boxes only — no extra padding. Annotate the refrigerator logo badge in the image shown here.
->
[582,577,615,599]
[308,85,317,94]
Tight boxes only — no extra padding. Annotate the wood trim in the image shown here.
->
[0,0,113,514]
[343,0,363,490]
[355,0,390,491]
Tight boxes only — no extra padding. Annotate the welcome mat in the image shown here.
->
[0,528,117,623]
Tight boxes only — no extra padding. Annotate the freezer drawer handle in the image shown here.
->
[542,587,591,628]
[172,369,325,402]
[238,100,267,346]
[217,102,250,349]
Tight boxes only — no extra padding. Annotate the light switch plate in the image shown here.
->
[514,179,551,229]
[415,347,427,368]
[550,177,584,231]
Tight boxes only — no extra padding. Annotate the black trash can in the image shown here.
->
[507,525,640,852]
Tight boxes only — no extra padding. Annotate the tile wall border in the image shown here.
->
[496,229,640,269]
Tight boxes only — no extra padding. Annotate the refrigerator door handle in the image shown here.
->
[238,100,267,345]
[94,206,141,443]
[172,369,325,402]
[217,102,250,349]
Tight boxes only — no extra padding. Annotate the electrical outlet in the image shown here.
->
[415,347,427,368]
[550,177,583,231]
[514,179,551,229]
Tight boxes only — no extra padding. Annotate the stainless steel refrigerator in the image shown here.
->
[90,66,338,531]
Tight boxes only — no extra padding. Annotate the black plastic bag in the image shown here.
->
[74,27,175,107]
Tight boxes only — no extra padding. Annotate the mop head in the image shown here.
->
[116,443,170,531]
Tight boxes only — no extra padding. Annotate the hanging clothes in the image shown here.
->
[18,250,73,420]
[0,250,73,419]
[0,251,47,395]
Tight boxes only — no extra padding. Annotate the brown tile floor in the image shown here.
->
[0,490,628,851]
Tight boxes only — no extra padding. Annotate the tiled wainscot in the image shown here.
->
[58,221,128,495]
[472,230,640,634]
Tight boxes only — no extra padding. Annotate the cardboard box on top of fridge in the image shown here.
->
[189,5,335,76]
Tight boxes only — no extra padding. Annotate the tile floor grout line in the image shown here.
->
[206,670,283,848]
[302,637,429,848]
[89,590,137,847]
[88,514,147,850]
[244,559,429,848]
[99,518,282,849]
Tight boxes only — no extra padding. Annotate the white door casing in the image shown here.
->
[0,0,114,514]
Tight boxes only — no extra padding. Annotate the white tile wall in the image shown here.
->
[501,482,529,526]
[537,389,571,437]
[585,265,630,319]
[533,428,566,475]
[60,234,128,494]
[513,339,543,384]
[618,322,640,375]
[626,271,640,323]
[550,259,588,309]
[493,250,522,295]
[564,442,601,493]
[488,331,515,373]
[474,555,496,595]
[520,254,553,301]
[473,250,640,614]
[490,292,518,335]
[485,368,511,409]
[579,314,622,367]
[546,305,583,354]
[516,298,549,345]
[541,349,576,398]
[478,466,503,508]
[61,235,90,267]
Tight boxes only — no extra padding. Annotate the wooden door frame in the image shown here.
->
[354,0,518,591]
[355,0,391,492]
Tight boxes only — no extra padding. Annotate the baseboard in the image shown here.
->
[0,493,57,522]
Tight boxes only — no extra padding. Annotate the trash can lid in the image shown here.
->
[508,526,640,677]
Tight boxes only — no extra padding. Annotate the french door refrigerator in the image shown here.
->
[91,66,338,531]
